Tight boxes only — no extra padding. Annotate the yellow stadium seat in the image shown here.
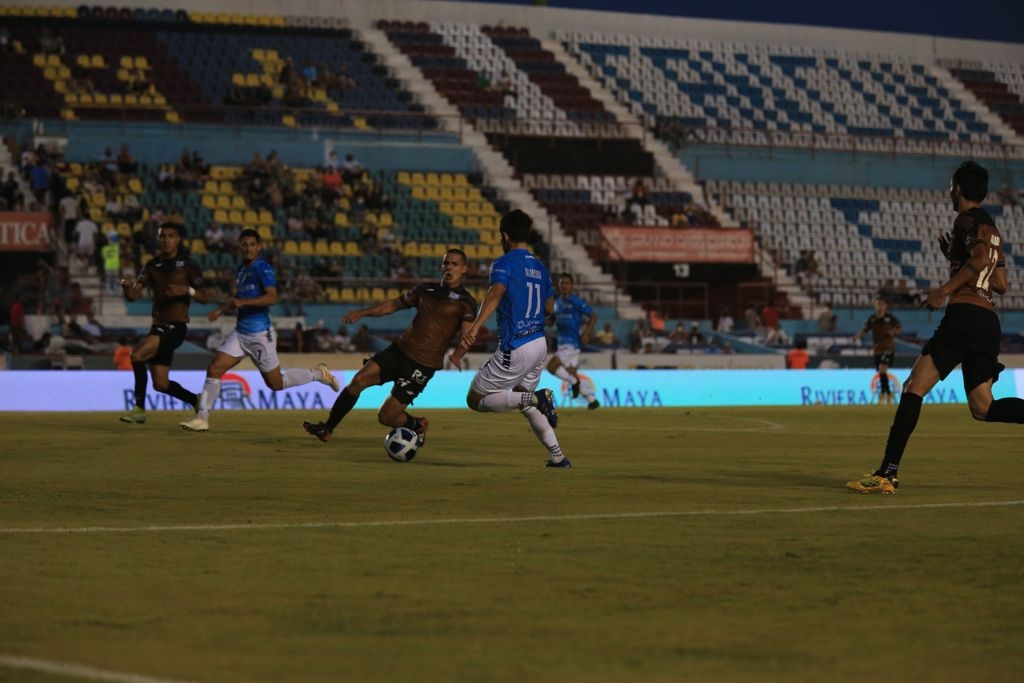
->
[283,240,299,255]
[108,93,123,105]
[397,171,411,185]
[201,195,217,210]
[228,209,244,224]
[65,176,80,191]
[439,173,455,186]
[124,94,138,106]
[32,53,46,68]
[410,172,425,185]
[90,54,105,68]
[64,92,78,105]
[329,241,344,256]
[215,195,231,210]
[203,180,218,194]
[135,56,149,70]
[46,53,60,67]
[231,196,246,210]
[128,178,143,194]
[257,225,273,241]
[333,212,349,227]
[377,212,393,227]
[425,172,440,186]
[425,186,441,201]
[252,48,266,61]
[219,180,234,195]
[243,209,258,225]
[454,174,468,186]
[75,54,90,68]
[213,209,229,223]
[314,241,330,256]
[298,241,314,256]
[344,242,361,256]
[411,186,427,200]
[258,209,273,225]
[439,187,454,201]
[402,242,419,257]
[340,287,356,303]
[191,238,207,255]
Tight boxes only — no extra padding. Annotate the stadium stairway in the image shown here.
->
[548,38,816,317]
[932,64,1020,143]
[361,23,644,317]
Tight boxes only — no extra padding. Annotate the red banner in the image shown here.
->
[0,213,54,252]
[601,226,753,263]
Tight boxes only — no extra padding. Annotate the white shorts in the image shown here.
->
[554,344,580,369]
[471,337,547,394]
[218,328,280,373]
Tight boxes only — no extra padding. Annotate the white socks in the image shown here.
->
[197,377,221,420]
[477,392,527,412]
[521,405,562,456]
[281,367,317,389]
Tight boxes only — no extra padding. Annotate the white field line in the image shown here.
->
[1,499,1022,536]
[0,654,198,683]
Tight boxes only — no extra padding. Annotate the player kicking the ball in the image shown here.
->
[180,229,339,432]
[302,248,477,446]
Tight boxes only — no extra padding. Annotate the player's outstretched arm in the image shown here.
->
[342,297,403,324]
[120,275,144,301]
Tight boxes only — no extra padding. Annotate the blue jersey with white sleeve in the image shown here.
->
[489,248,553,351]
[234,258,276,334]
[554,294,593,348]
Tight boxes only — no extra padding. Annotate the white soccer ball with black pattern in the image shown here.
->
[384,426,420,462]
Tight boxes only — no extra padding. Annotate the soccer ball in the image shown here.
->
[384,426,420,462]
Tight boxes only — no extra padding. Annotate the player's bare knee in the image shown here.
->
[466,391,483,411]
[969,400,991,421]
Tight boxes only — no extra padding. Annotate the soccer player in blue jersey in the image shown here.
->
[547,272,599,409]
[450,209,569,468]
[180,229,339,432]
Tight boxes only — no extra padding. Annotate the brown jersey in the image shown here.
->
[861,313,900,354]
[136,254,204,325]
[947,207,1002,310]
[396,283,477,368]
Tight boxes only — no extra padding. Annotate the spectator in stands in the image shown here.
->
[37,27,65,56]
[113,336,134,370]
[742,304,760,332]
[689,323,705,346]
[760,299,784,345]
[204,223,228,252]
[646,307,666,336]
[294,269,323,304]
[352,324,375,353]
[818,308,838,333]
[1,170,23,209]
[786,339,810,369]
[291,322,306,353]
[996,183,1018,206]
[322,165,343,198]
[715,307,734,334]
[340,153,364,186]
[57,190,81,244]
[629,318,650,353]
[121,193,142,222]
[668,323,689,347]
[99,147,118,186]
[101,232,120,294]
[104,194,123,220]
[29,159,50,205]
[333,325,355,352]
[8,292,27,354]
[0,25,12,53]
[73,215,99,266]
[593,323,619,348]
[364,183,391,212]
[495,71,516,106]
[116,144,138,176]
[325,150,339,171]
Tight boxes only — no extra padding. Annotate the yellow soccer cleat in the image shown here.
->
[179,417,210,432]
[846,473,897,494]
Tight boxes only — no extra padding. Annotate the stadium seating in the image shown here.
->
[562,32,1019,158]
[382,20,618,137]
[945,60,1024,136]
[1,8,427,129]
[707,178,1024,307]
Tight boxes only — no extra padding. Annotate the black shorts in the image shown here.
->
[147,322,188,366]
[874,350,895,369]
[371,343,436,406]
[922,304,1003,392]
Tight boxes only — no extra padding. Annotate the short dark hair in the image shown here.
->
[158,221,185,236]
[499,209,533,242]
[239,227,261,242]
[445,247,467,263]
[557,272,574,283]
[953,160,988,202]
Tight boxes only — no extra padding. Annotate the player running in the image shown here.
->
[853,295,901,404]
[848,160,1024,493]
[180,229,339,432]
[450,209,569,468]
[119,221,208,424]
[546,272,599,409]
[302,248,477,445]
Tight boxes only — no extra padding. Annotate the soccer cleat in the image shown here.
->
[545,456,572,468]
[846,473,897,494]
[119,406,147,424]
[587,399,600,410]
[179,417,209,432]
[316,363,340,391]
[413,416,429,447]
[571,381,580,399]
[302,421,332,444]
[535,388,559,428]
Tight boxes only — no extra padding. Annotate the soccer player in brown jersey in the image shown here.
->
[853,296,901,404]
[301,248,477,445]
[849,161,1024,493]
[118,222,209,424]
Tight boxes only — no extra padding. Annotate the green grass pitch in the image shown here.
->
[1,406,1023,683]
